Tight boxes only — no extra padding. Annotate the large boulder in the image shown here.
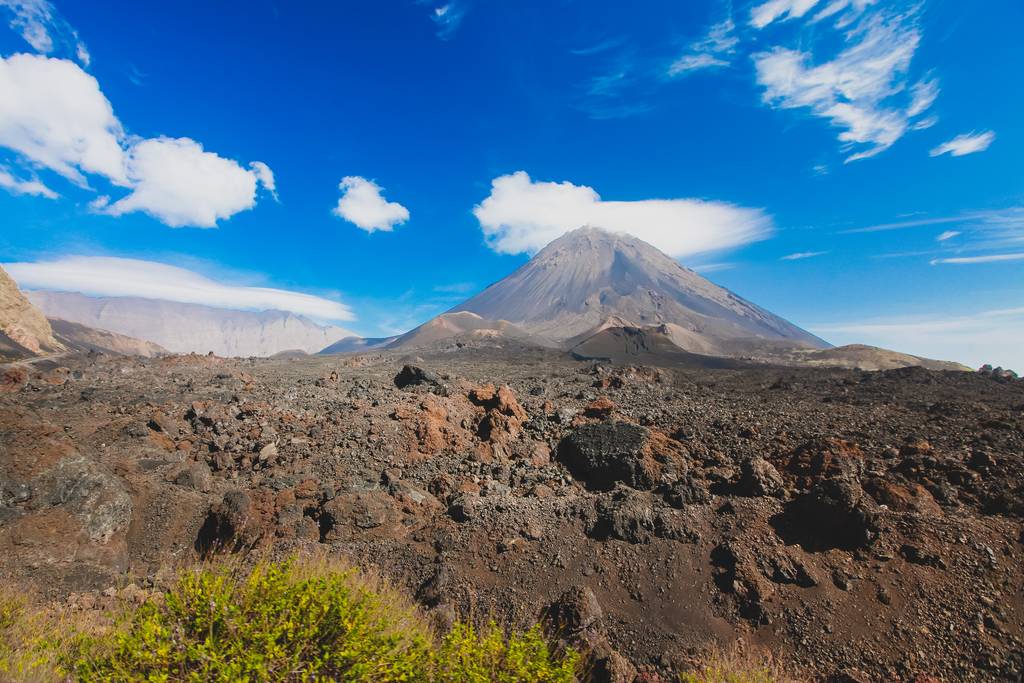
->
[558,422,686,491]
[780,476,881,551]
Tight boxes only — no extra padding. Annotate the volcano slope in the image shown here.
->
[0,347,1021,681]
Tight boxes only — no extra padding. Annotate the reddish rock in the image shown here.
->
[584,396,616,419]
[0,366,28,393]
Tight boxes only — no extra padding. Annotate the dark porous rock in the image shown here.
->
[393,365,441,389]
[738,456,786,498]
[558,422,685,491]
[775,476,881,551]
[662,474,710,507]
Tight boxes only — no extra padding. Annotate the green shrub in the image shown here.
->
[432,621,578,683]
[67,558,579,682]
[73,559,431,682]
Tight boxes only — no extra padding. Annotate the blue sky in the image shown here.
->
[0,0,1021,368]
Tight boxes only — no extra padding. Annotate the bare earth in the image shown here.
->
[1,345,1021,681]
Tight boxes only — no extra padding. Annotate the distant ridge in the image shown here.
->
[27,291,357,358]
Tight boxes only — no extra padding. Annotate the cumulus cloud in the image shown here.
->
[4,255,355,322]
[333,176,410,233]
[98,137,274,228]
[0,166,56,198]
[668,18,737,76]
[808,307,1024,371]
[0,53,273,227]
[753,8,936,161]
[472,171,772,258]
[929,131,995,158]
[781,250,828,260]
[0,53,127,185]
[0,0,89,64]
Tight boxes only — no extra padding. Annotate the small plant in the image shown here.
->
[432,621,578,683]
[678,641,793,683]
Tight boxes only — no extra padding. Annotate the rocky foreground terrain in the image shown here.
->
[1,346,1022,681]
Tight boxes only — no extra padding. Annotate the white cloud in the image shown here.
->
[96,137,273,228]
[249,161,277,200]
[753,9,935,161]
[930,130,995,158]
[781,250,828,260]
[936,230,959,242]
[690,262,736,273]
[0,53,127,185]
[4,255,355,322]
[424,1,467,40]
[333,176,410,233]
[0,53,273,227]
[750,0,877,29]
[472,171,772,258]
[809,307,1024,371]
[907,76,939,117]
[0,0,89,65]
[668,18,737,76]
[930,252,1024,265]
[749,0,821,29]
[0,166,56,198]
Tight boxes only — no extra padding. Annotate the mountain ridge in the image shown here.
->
[26,291,357,358]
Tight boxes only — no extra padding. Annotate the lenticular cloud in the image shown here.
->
[472,171,772,258]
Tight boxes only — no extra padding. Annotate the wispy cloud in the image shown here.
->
[0,0,89,65]
[4,255,356,322]
[570,36,626,56]
[930,130,995,158]
[780,250,828,260]
[750,0,878,30]
[421,1,468,40]
[930,253,1024,265]
[843,208,1021,234]
[749,0,821,29]
[753,7,937,161]
[808,306,1024,370]
[936,230,959,242]
[690,262,736,273]
[0,166,57,198]
[433,282,476,294]
[668,18,737,76]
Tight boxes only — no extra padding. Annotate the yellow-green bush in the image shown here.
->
[65,558,578,683]
[432,621,578,683]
